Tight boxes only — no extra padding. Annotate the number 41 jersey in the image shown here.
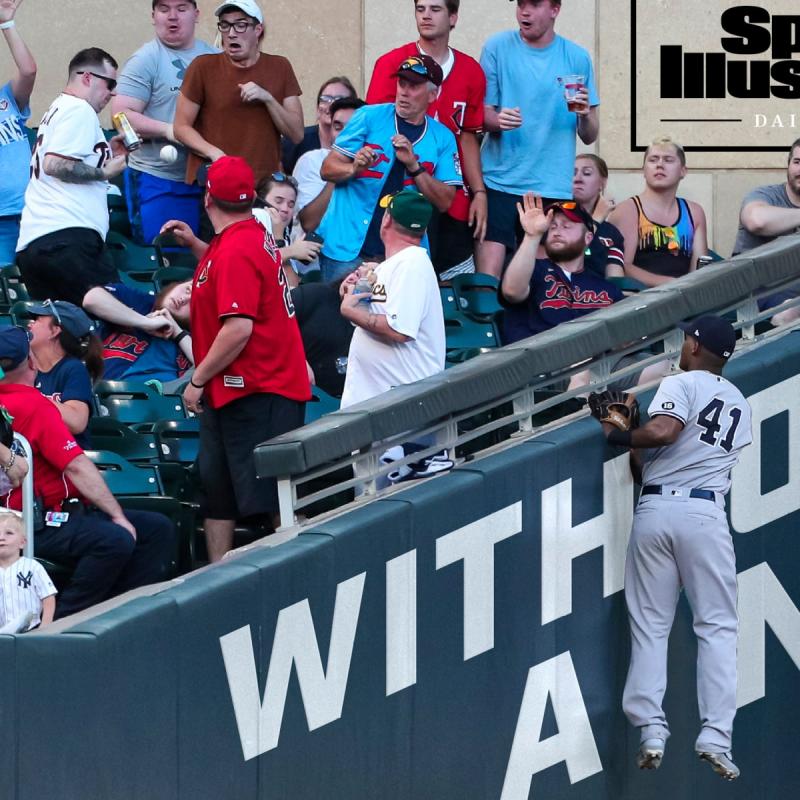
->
[17,93,111,252]
[641,370,753,495]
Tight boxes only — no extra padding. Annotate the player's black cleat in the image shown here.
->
[636,738,665,770]
[697,750,740,780]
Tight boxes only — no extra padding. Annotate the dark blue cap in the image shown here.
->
[0,325,32,372]
[678,315,736,360]
[25,300,95,339]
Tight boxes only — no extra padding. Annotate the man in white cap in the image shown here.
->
[174,0,304,186]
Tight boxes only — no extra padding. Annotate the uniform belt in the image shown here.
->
[641,485,716,502]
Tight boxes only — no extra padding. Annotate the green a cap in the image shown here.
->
[380,191,433,232]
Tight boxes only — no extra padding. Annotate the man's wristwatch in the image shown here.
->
[407,164,426,178]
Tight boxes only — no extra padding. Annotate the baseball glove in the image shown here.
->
[587,390,640,432]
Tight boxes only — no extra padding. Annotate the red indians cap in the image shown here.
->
[206,156,255,203]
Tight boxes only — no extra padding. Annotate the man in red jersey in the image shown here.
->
[366,0,486,275]
[163,156,310,561]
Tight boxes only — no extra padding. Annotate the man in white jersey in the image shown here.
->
[598,315,752,781]
[338,190,445,409]
[16,47,127,306]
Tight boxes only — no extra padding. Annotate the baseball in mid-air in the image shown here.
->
[160,144,178,163]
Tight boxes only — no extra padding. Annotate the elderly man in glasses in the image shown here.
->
[318,54,462,282]
[174,0,303,188]
[110,0,217,245]
[16,47,128,307]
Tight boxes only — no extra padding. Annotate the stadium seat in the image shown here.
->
[153,266,194,291]
[152,418,200,465]
[445,316,500,351]
[85,450,162,496]
[450,273,503,320]
[107,192,132,238]
[152,232,198,271]
[88,417,160,462]
[304,387,341,425]
[94,380,187,424]
[608,276,647,293]
[106,230,159,275]
[440,285,460,321]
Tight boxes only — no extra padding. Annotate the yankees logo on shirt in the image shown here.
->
[0,557,57,632]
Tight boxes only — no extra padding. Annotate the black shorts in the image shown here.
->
[428,212,475,275]
[485,188,562,251]
[16,227,119,305]
[197,392,305,521]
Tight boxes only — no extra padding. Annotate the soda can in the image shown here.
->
[112,111,142,151]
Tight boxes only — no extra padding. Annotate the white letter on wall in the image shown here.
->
[436,503,523,661]
[386,549,417,696]
[220,571,366,761]
[737,562,800,708]
[501,651,602,799]
[541,455,633,625]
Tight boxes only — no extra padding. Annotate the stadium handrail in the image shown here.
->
[255,235,800,528]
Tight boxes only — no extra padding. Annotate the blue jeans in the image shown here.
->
[319,253,363,283]
[124,168,202,245]
[0,216,21,266]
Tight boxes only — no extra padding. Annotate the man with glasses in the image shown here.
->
[16,47,127,306]
[281,76,357,176]
[319,55,462,282]
[111,1,217,245]
[174,0,303,186]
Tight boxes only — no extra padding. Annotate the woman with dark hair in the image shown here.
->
[281,75,357,174]
[26,300,102,448]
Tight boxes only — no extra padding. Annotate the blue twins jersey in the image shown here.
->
[319,103,463,261]
[98,283,190,382]
[35,356,94,449]
[0,82,32,216]
[501,259,623,344]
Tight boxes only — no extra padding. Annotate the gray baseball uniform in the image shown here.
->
[622,370,752,753]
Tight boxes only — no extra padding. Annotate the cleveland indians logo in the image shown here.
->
[196,261,211,286]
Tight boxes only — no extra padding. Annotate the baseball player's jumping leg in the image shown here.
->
[673,502,739,777]
[622,500,681,766]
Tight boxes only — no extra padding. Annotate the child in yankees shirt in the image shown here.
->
[0,511,56,633]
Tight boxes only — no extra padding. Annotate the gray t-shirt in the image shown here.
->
[732,182,800,255]
[117,37,217,182]
[641,371,752,494]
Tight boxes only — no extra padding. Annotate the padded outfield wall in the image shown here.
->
[2,332,800,799]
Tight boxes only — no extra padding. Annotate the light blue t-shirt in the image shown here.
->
[319,103,462,261]
[480,31,599,198]
[0,82,31,216]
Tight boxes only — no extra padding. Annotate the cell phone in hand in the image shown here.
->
[305,231,324,245]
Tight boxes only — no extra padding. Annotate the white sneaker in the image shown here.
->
[637,738,665,770]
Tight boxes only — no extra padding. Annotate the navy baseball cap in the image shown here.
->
[25,300,96,339]
[678,315,736,360]
[0,325,32,373]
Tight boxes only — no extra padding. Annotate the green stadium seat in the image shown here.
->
[88,417,159,462]
[304,387,341,425]
[85,450,162,496]
[440,286,460,321]
[94,381,187,424]
[106,230,159,275]
[153,266,194,291]
[450,273,503,320]
[608,276,647,293]
[445,316,500,351]
[152,418,200,465]
[107,191,132,238]
[151,232,198,271]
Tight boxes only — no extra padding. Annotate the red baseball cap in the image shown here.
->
[206,156,255,203]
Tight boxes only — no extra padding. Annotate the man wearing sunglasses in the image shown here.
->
[174,0,303,186]
[319,54,462,282]
[16,48,127,307]
[500,195,622,344]
[111,1,217,246]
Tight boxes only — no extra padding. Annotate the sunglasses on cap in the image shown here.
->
[547,200,577,211]
[76,71,117,91]
[38,299,62,327]
[397,56,429,77]
[319,94,350,105]
[379,191,400,209]
[270,172,298,190]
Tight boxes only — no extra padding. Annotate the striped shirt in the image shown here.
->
[0,557,57,631]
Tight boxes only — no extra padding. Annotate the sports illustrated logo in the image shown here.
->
[632,1,800,152]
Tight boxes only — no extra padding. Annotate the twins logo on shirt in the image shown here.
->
[540,274,614,311]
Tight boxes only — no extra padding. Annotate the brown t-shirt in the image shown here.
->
[180,52,302,183]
